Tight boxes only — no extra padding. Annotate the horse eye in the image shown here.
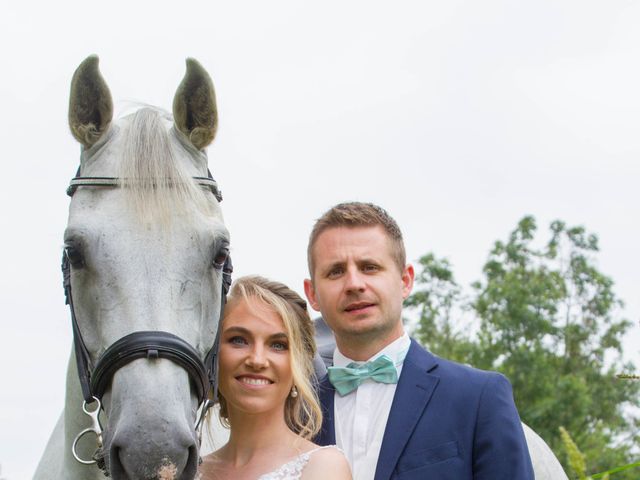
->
[213,246,229,269]
[65,246,84,268]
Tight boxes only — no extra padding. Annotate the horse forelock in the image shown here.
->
[115,107,218,224]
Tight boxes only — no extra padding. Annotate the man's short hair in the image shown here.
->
[307,202,406,276]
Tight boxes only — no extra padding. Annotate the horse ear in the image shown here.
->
[173,58,218,150]
[68,55,113,148]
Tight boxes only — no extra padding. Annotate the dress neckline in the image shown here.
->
[257,445,335,480]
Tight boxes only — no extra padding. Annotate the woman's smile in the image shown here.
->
[236,375,274,387]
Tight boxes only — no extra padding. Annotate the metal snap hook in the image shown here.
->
[72,397,103,465]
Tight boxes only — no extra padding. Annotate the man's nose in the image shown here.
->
[344,267,366,292]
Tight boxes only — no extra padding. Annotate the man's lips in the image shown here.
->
[343,302,376,313]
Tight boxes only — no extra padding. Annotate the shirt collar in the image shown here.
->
[333,332,411,368]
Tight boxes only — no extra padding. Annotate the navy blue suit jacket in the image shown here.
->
[316,339,534,479]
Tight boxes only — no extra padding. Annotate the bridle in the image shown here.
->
[63,171,232,466]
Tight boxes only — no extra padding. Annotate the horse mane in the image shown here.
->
[117,107,217,224]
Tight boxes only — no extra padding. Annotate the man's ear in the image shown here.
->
[303,279,321,312]
[401,264,415,300]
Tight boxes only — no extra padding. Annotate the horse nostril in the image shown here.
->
[182,445,199,480]
[105,445,124,479]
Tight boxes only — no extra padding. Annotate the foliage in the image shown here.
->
[560,426,640,479]
[406,216,640,478]
[404,253,474,363]
[559,426,593,479]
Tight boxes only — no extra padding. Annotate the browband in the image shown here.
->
[66,176,223,202]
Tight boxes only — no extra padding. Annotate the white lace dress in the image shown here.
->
[257,445,338,480]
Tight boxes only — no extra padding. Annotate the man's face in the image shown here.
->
[304,226,414,359]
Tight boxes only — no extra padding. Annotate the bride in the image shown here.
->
[200,276,351,480]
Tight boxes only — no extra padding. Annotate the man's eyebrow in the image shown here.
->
[321,260,345,271]
[356,257,380,264]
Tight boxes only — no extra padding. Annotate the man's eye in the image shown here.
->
[271,341,289,351]
[327,267,344,278]
[229,336,247,346]
[363,264,379,272]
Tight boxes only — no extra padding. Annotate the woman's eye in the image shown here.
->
[271,341,289,351]
[64,246,84,268]
[229,336,247,346]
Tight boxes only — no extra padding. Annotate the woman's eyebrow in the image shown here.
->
[222,326,250,335]
[222,327,287,339]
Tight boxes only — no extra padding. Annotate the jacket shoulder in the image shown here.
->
[405,338,511,392]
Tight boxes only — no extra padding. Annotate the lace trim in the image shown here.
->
[257,445,337,480]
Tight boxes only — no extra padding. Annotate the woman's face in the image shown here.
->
[218,297,293,419]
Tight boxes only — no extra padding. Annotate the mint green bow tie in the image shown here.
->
[328,355,399,396]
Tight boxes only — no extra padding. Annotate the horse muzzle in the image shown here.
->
[99,359,201,480]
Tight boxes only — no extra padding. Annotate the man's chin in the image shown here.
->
[339,320,384,339]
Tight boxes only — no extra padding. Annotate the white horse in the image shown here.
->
[522,424,569,479]
[35,56,228,480]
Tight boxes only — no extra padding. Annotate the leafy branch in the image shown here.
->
[560,427,640,479]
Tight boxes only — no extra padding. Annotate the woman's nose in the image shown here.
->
[245,346,268,369]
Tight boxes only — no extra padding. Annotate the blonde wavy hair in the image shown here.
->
[216,275,321,439]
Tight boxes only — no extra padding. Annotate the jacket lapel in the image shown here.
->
[374,340,440,480]
[316,375,336,445]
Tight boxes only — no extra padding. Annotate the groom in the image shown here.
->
[304,202,534,480]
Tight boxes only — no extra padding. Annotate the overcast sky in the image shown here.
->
[1,1,639,478]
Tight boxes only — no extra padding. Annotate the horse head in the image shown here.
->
[64,55,228,479]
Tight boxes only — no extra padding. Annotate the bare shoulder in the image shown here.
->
[302,446,352,480]
[198,451,225,480]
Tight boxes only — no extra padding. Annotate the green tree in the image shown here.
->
[406,216,639,478]
[404,253,475,363]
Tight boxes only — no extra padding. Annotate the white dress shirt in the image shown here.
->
[333,333,411,480]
